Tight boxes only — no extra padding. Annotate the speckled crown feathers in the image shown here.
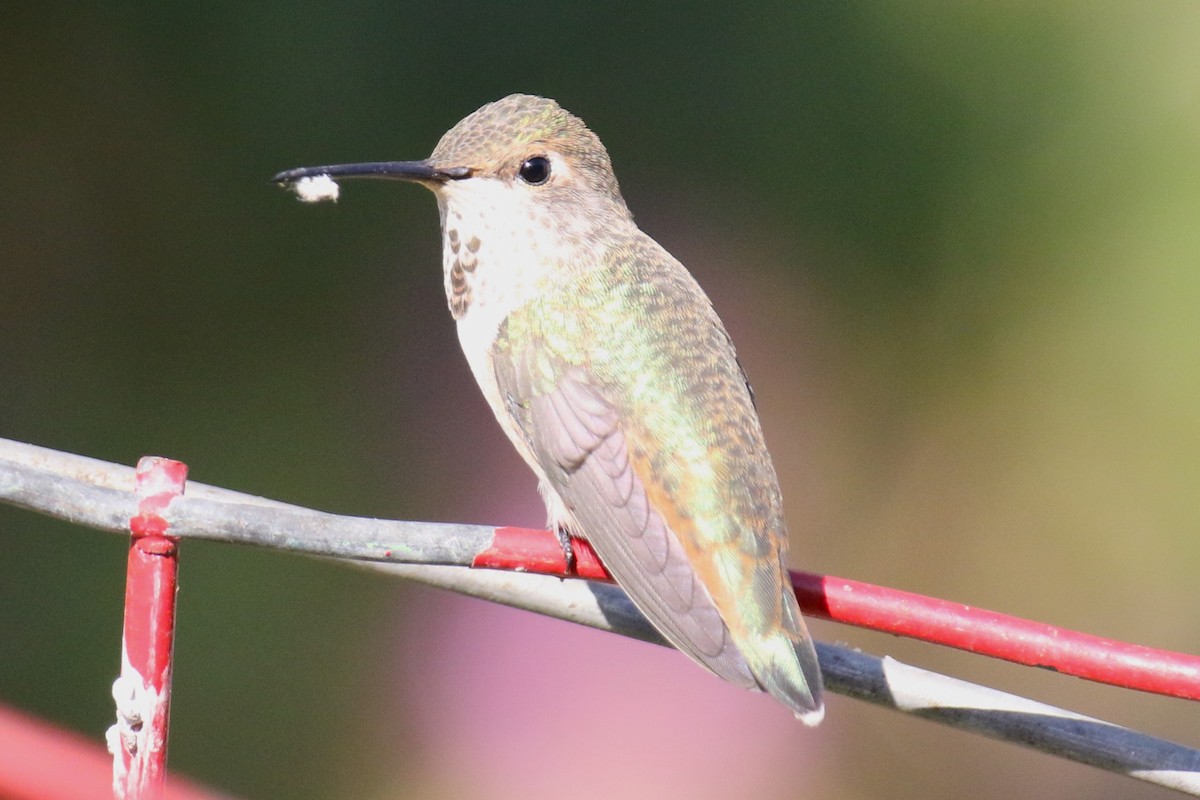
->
[429,94,624,201]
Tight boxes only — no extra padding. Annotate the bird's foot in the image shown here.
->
[554,525,577,576]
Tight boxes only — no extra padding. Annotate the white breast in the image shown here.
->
[436,178,565,476]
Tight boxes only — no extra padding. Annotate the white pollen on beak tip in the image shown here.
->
[292,174,340,203]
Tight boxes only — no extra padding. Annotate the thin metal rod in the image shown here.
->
[109,458,186,799]
[4,437,1196,701]
[1,437,1198,795]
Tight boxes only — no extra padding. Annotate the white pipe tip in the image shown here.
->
[291,174,340,203]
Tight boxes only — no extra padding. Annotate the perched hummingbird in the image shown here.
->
[274,94,824,722]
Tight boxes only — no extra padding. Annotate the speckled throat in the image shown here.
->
[443,224,480,319]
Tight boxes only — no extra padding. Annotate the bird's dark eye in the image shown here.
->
[518,156,551,185]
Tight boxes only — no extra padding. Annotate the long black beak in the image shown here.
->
[272,161,472,186]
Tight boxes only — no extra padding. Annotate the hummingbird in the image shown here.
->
[273,94,824,722]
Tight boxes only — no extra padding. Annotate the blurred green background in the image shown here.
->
[2,3,1198,798]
